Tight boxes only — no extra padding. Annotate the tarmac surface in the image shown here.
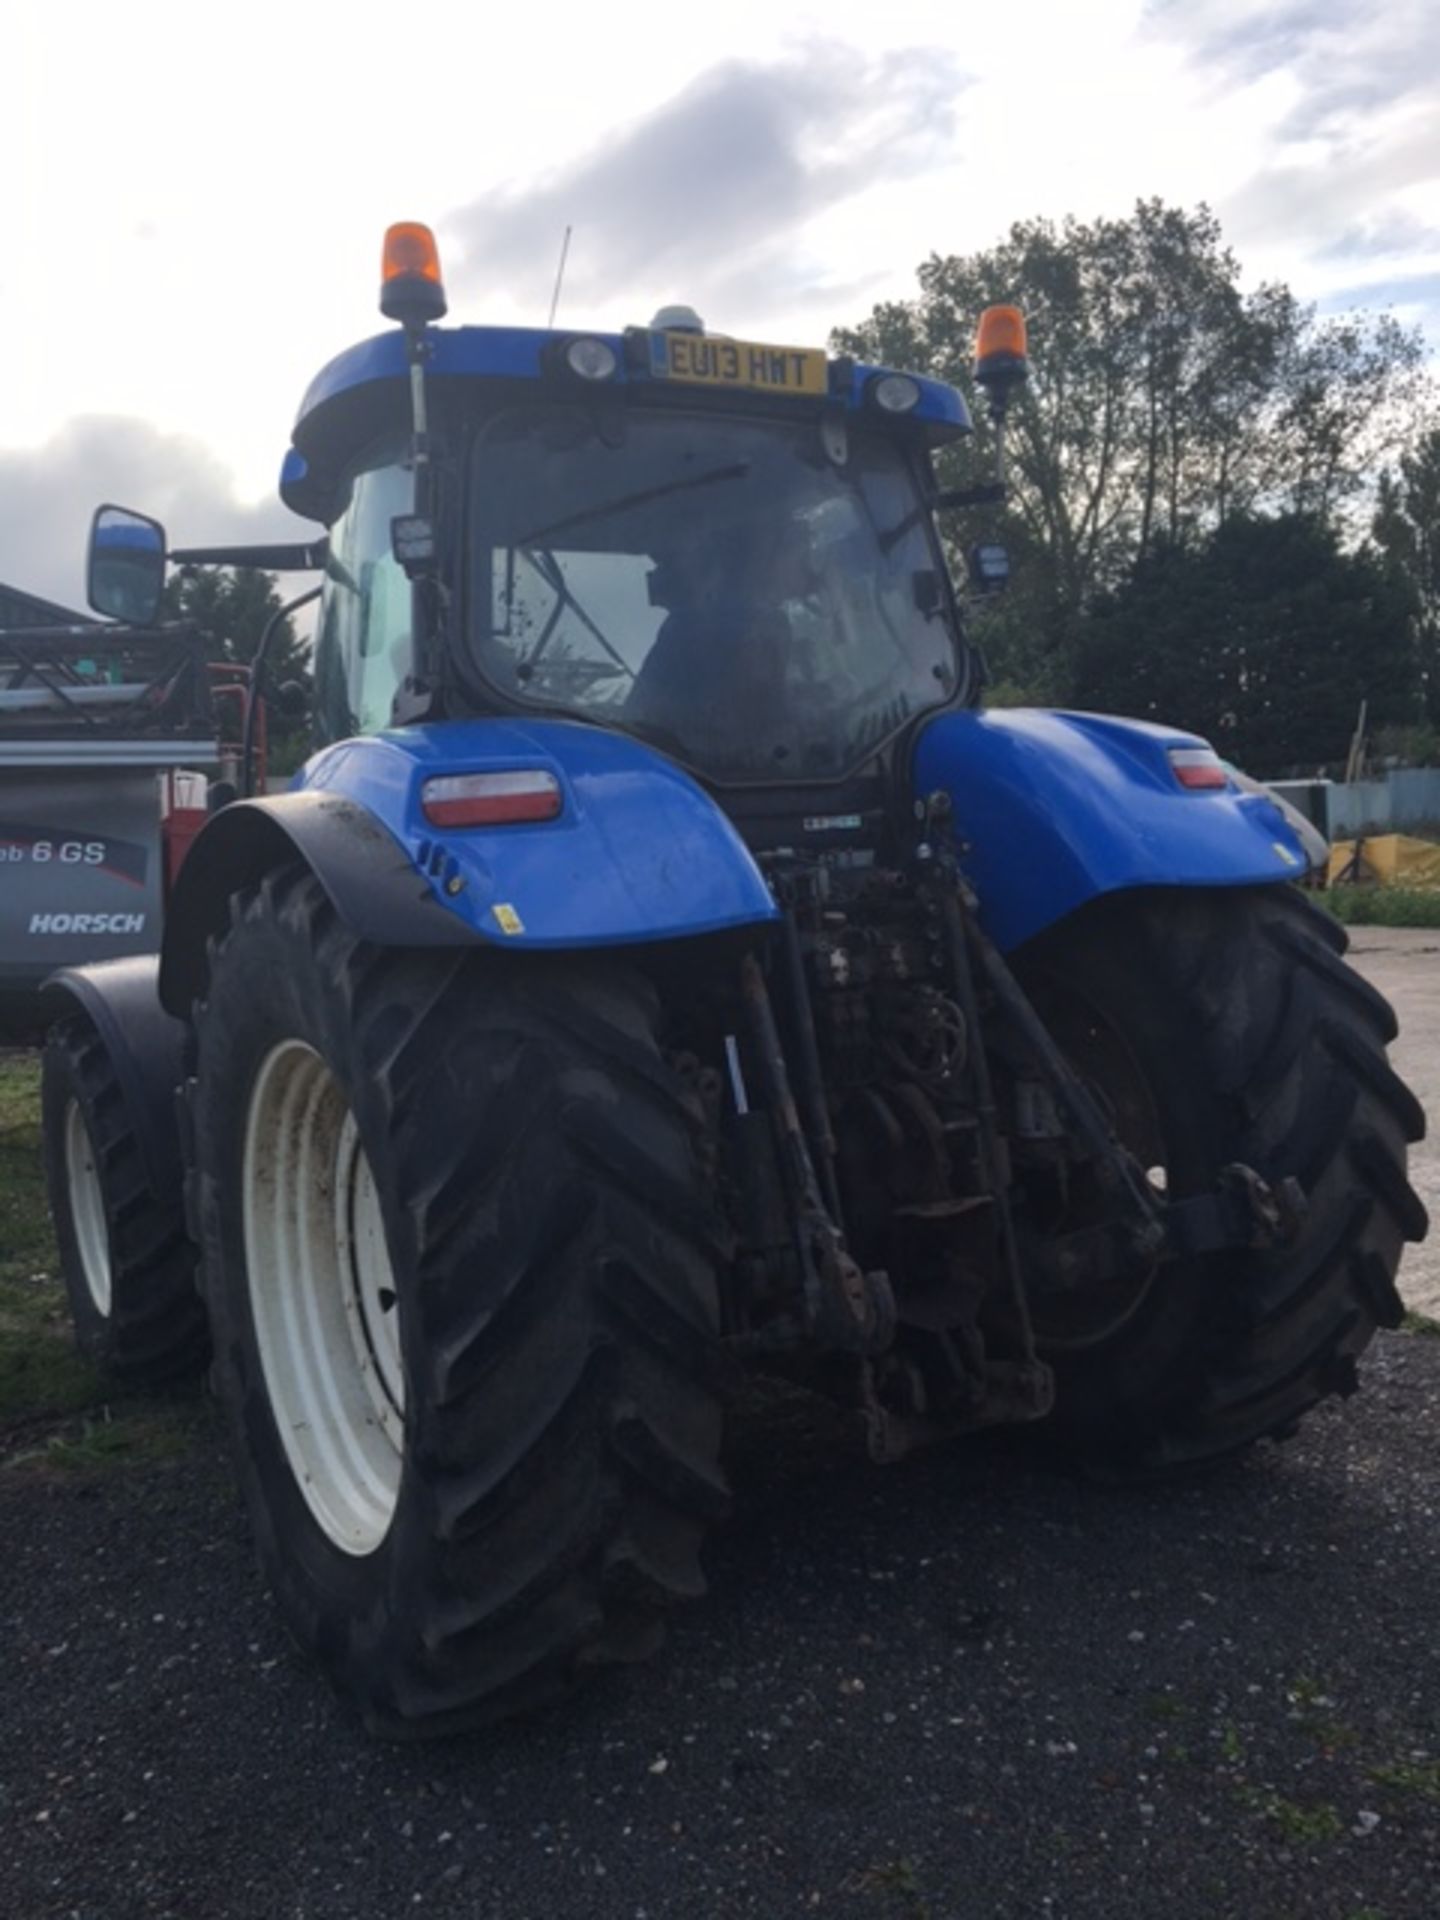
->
[1,924,1436,1920]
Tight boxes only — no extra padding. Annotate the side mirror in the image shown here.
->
[88,504,167,624]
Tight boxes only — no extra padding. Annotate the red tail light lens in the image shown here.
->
[1168,748,1228,791]
[421,770,562,827]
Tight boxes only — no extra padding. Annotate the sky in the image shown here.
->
[2,0,1437,609]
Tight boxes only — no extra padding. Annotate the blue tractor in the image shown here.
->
[42,225,1426,1734]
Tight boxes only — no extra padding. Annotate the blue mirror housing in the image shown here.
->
[88,504,167,624]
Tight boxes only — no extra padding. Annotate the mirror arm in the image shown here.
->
[932,483,1007,511]
[242,583,322,800]
[169,539,329,571]
[7,620,189,642]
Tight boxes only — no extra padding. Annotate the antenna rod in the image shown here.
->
[547,225,573,331]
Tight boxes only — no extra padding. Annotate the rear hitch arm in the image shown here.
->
[737,953,894,1354]
[1022,1165,1308,1298]
[1165,1163,1308,1258]
[965,915,1168,1254]
[923,800,1305,1286]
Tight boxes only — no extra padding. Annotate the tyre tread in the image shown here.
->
[191,874,726,1736]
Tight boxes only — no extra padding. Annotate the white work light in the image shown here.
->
[565,338,618,381]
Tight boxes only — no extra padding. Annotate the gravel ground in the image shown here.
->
[1347,930,1440,1316]
[3,1334,1439,1920]
[1,926,1434,1919]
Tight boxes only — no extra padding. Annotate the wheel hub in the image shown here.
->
[242,1041,403,1556]
[63,1098,112,1316]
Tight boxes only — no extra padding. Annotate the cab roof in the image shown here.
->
[280,325,971,525]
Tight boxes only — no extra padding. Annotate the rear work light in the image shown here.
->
[871,373,921,413]
[1168,748,1229,791]
[565,337,619,381]
[421,770,563,827]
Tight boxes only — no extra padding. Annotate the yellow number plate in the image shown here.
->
[648,331,828,396]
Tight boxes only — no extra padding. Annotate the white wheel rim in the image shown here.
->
[64,1098,112,1316]
[243,1042,403,1556]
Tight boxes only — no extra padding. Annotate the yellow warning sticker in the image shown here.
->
[492,902,525,936]
[1273,841,1300,868]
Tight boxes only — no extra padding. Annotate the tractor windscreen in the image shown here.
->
[467,405,960,781]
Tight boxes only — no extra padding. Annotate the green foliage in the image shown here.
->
[980,677,1044,708]
[1368,1759,1440,1801]
[0,1053,209,1470]
[0,1054,100,1428]
[1374,428,1440,723]
[1371,722,1440,767]
[0,1054,51,1288]
[1235,1787,1345,1844]
[160,565,305,677]
[1072,514,1419,767]
[160,565,313,755]
[12,1401,206,1474]
[1321,886,1440,928]
[835,200,1434,734]
[850,1858,933,1920]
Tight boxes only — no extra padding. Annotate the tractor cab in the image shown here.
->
[283,234,985,834]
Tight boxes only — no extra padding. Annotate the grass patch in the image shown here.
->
[1401,1309,1440,1338]
[0,1051,101,1428]
[1146,1690,1190,1722]
[1235,1785,1345,1843]
[0,1050,204,1472]
[0,1051,54,1283]
[1368,1759,1440,1802]
[1320,886,1440,928]
[847,1859,932,1920]
[8,1398,210,1474]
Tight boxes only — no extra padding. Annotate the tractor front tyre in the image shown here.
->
[1012,886,1426,1474]
[189,868,728,1736]
[41,1016,206,1387]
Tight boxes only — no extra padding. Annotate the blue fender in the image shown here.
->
[912,708,1310,952]
[159,718,778,1013]
[43,957,187,1205]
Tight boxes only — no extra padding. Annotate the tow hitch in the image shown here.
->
[1023,1164,1308,1298]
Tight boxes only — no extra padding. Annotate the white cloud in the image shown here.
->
[0,0,1434,574]
[1143,0,1440,333]
[443,46,967,336]
[0,418,301,610]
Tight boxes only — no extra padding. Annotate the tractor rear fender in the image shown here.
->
[158,718,778,1017]
[913,708,1311,952]
[43,957,187,1204]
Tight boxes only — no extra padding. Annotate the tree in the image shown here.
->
[159,566,312,755]
[160,565,309,684]
[1072,514,1419,771]
[1374,428,1440,723]
[833,201,1431,700]
[1271,313,1430,525]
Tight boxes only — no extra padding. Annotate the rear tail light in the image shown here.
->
[1168,748,1228,792]
[421,770,562,827]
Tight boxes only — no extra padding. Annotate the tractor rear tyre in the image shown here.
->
[1012,885,1426,1474]
[189,867,728,1736]
[41,1016,206,1387]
